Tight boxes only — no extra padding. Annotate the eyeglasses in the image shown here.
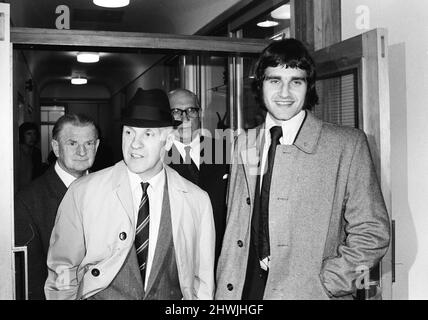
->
[171,107,200,120]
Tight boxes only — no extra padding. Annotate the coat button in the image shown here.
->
[119,232,127,241]
[246,197,251,205]
[237,240,243,247]
[227,283,234,291]
[91,268,100,277]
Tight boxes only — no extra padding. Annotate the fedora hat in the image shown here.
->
[122,88,180,128]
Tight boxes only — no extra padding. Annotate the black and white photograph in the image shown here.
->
[0,0,427,308]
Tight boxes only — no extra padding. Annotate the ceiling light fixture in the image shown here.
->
[257,20,279,28]
[271,4,291,20]
[77,52,100,63]
[93,0,130,8]
[71,77,88,85]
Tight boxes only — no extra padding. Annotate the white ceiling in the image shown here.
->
[5,0,243,94]
[6,0,241,34]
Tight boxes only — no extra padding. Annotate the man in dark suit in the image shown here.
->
[167,89,229,267]
[14,113,99,299]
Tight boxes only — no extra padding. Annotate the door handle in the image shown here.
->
[392,220,395,283]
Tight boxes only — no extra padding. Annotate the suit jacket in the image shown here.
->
[44,161,215,300]
[215,111,390,300]
[167,136,229,265]
[14,166,67,300]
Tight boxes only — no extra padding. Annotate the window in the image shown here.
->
[40,105,65,163]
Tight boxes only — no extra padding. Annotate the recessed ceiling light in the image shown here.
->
[77,52,99,63]
[271,4,291,20]
[93,0,130,8]
[71,77,88,85]
[257,20,279,28]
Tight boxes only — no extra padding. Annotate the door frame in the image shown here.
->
[0,3,14,300]
[1,19,270,299]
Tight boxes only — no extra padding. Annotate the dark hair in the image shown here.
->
[52,113,99,141]
[19,122,39,144]
[252,38,319,110]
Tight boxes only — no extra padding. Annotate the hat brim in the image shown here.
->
[122,118,181,129]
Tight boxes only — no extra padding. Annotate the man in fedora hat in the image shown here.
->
[44,88,215,300]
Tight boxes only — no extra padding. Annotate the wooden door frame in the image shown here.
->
[0,3,14,300]
[11,27,269,54]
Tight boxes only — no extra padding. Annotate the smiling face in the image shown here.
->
[122,126,174,181]
[51,123,99,178]
[262,65,308,123]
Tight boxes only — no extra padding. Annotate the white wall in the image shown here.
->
[342,0,428,300]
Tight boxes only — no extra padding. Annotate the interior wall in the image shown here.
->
[124,64,169,102]
[14,51,40,125]
[40,82,110,100]
[341,0,428,300]
[109,92,126,163]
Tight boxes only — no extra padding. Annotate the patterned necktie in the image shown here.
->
[259,126,282,263]
[184,145,192,164]
[135,182,150,285]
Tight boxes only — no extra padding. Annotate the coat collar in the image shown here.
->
[293,111,323,154]
[241,111,323,155]
[111,161,135,225]
[110,161,189,226]
[238,111,322,196]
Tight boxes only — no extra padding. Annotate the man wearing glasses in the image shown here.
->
[167,88,229,268]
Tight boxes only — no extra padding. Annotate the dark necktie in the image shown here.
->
[184,145,192,164]
[259,126,282,263]
[135,182,150,286]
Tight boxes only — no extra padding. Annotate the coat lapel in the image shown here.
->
[240,125,264,199]
[293,111,323,154]
[112,161,135,226]
[144,176,172,295]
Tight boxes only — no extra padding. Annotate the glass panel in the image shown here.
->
[48,111,65,122]
[40,125,49,163]
[203,56,228,134]
[40,110,48,122]
[242,57,264,129]
[314,71,358,128]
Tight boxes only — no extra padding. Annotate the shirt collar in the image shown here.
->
[126,166,165,194]
[174,133,201,149]
[173,133,201,168]
[265,110,306,145]
[54,161,81,188]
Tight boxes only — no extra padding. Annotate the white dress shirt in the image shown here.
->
[127,167,165,290]
[173,134,201,169]
[54,161,79,188]
[259,110,306,270]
